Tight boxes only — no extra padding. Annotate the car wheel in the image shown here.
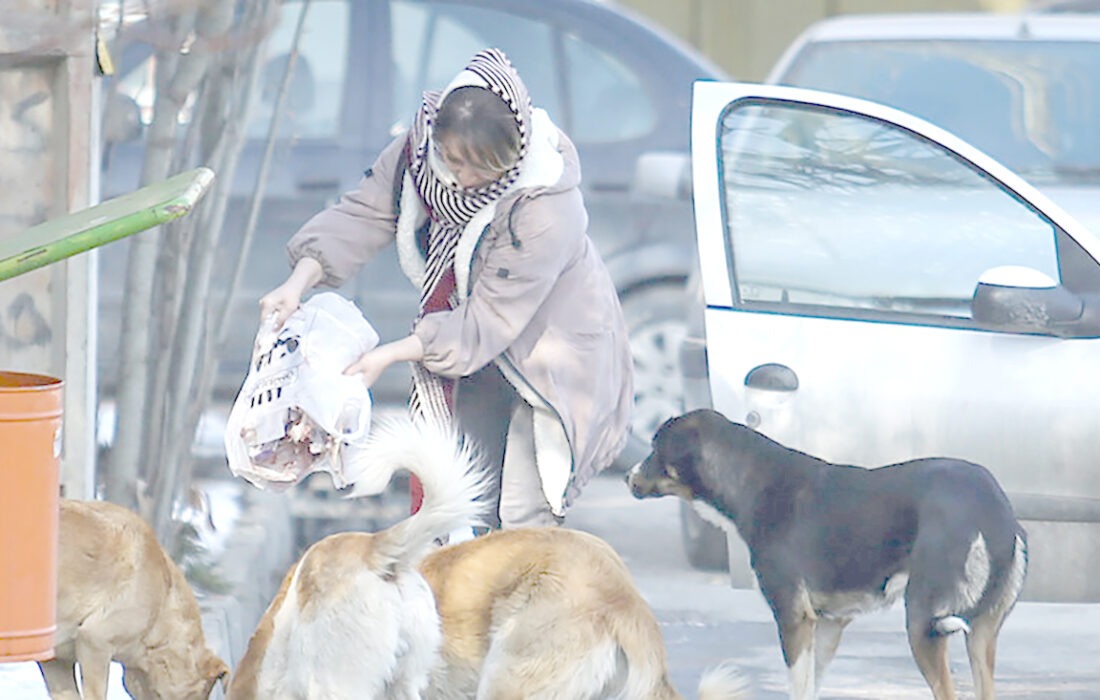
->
[613,281,688,471]
[679,500,729,571]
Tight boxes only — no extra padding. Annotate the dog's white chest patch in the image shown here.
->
[691,500,736,533]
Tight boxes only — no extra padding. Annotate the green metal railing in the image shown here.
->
[0,167,214,282]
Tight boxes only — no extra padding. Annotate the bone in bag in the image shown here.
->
[225,292,380,491]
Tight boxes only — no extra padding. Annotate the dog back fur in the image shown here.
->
[226,416,489,700]
[38,499,228,700]
[420,527,747,700]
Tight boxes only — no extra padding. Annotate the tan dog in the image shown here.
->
[226,416,488,700]
[38,499,229,700]
[420,527,748,700]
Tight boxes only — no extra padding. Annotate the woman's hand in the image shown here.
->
[258,284,303,330]
[259,257,324,328]
[344,334,425,389]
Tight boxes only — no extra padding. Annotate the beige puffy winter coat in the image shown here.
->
[286,125,632,512]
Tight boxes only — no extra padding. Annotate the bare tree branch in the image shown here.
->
[217,0,312,348]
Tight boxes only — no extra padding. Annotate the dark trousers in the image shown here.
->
[454,363,516,529]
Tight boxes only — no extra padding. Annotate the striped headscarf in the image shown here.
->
[405,49,531,429]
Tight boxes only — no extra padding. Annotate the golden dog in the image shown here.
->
[226,417,488,700]
[420,527,748,700]
[38,499,229,700]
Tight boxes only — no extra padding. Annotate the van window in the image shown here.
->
[781,40,1100,186]
[720,101,1059,319]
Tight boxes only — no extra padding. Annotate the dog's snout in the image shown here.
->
[623,462,639,485]
[625,465,654,499]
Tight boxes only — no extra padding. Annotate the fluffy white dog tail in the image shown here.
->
[697,661,751,700]
[351,415,491,572]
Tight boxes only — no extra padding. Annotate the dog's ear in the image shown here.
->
[666,420,700,458]
[661,416,711,487]
[206,654,230,691]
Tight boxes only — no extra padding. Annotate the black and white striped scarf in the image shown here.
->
[405,49,532,427]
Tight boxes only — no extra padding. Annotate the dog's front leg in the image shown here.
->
[767,586,818,700]
[72,637,113,700]
[38,658,81,700]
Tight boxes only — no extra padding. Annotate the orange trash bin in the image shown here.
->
[0,371,63,663]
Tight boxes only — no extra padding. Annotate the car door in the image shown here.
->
[692,81,1100,600]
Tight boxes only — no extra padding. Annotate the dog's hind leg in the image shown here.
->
[964,613,1001,700]
[475,616,625,700]
[812,616,850,690]
[38,659,81,700]
[906,612,957,700]
[966,531,1027,700]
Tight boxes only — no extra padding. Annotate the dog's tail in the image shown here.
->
[351,415,490,573]
[696,662,751,700]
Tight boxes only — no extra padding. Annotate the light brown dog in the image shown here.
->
[225,416,489,700]
[37,499,229,700]
[420,527,748,700]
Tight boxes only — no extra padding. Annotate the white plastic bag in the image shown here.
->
[224,292,380,491]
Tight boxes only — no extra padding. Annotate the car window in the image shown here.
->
[391,0,561,130]
[720,101,1060,319]
[779,40,1100,186]
[390,0,656,144]
[247,0,350,140]
[562,32,656,142]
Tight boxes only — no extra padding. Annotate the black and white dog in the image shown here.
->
[627,409,1028,700]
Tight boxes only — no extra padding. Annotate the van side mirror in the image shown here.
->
[972,265,1083,335]
[632,151,692,200]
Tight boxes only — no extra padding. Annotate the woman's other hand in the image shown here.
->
[344,334,424,389]
[259,257,324,328]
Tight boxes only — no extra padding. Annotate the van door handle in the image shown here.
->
[744,363,798,392]
[744,363,798,429]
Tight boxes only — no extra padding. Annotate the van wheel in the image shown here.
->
[679,500,729,571]
[613,281,687,471]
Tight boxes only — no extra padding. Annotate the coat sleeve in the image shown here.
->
[413,188,588,378]
[286,135,407,287]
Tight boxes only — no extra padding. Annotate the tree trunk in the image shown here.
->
[104,0,278,545]
[106,10,199,513]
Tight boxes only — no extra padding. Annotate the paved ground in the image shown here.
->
[4,467,1097,698]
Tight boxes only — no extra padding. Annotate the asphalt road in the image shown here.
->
[565,471,1100,699]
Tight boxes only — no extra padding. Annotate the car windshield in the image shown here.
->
[779,40,1100,186]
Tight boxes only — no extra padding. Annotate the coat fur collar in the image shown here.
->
[395,107,564,296]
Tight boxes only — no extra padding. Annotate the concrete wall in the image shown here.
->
[0,0,97,499]
[620,0,1026,81]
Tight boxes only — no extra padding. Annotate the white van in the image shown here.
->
[675,12,1100,602]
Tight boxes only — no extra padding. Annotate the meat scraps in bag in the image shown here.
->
[225,292,380,491]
